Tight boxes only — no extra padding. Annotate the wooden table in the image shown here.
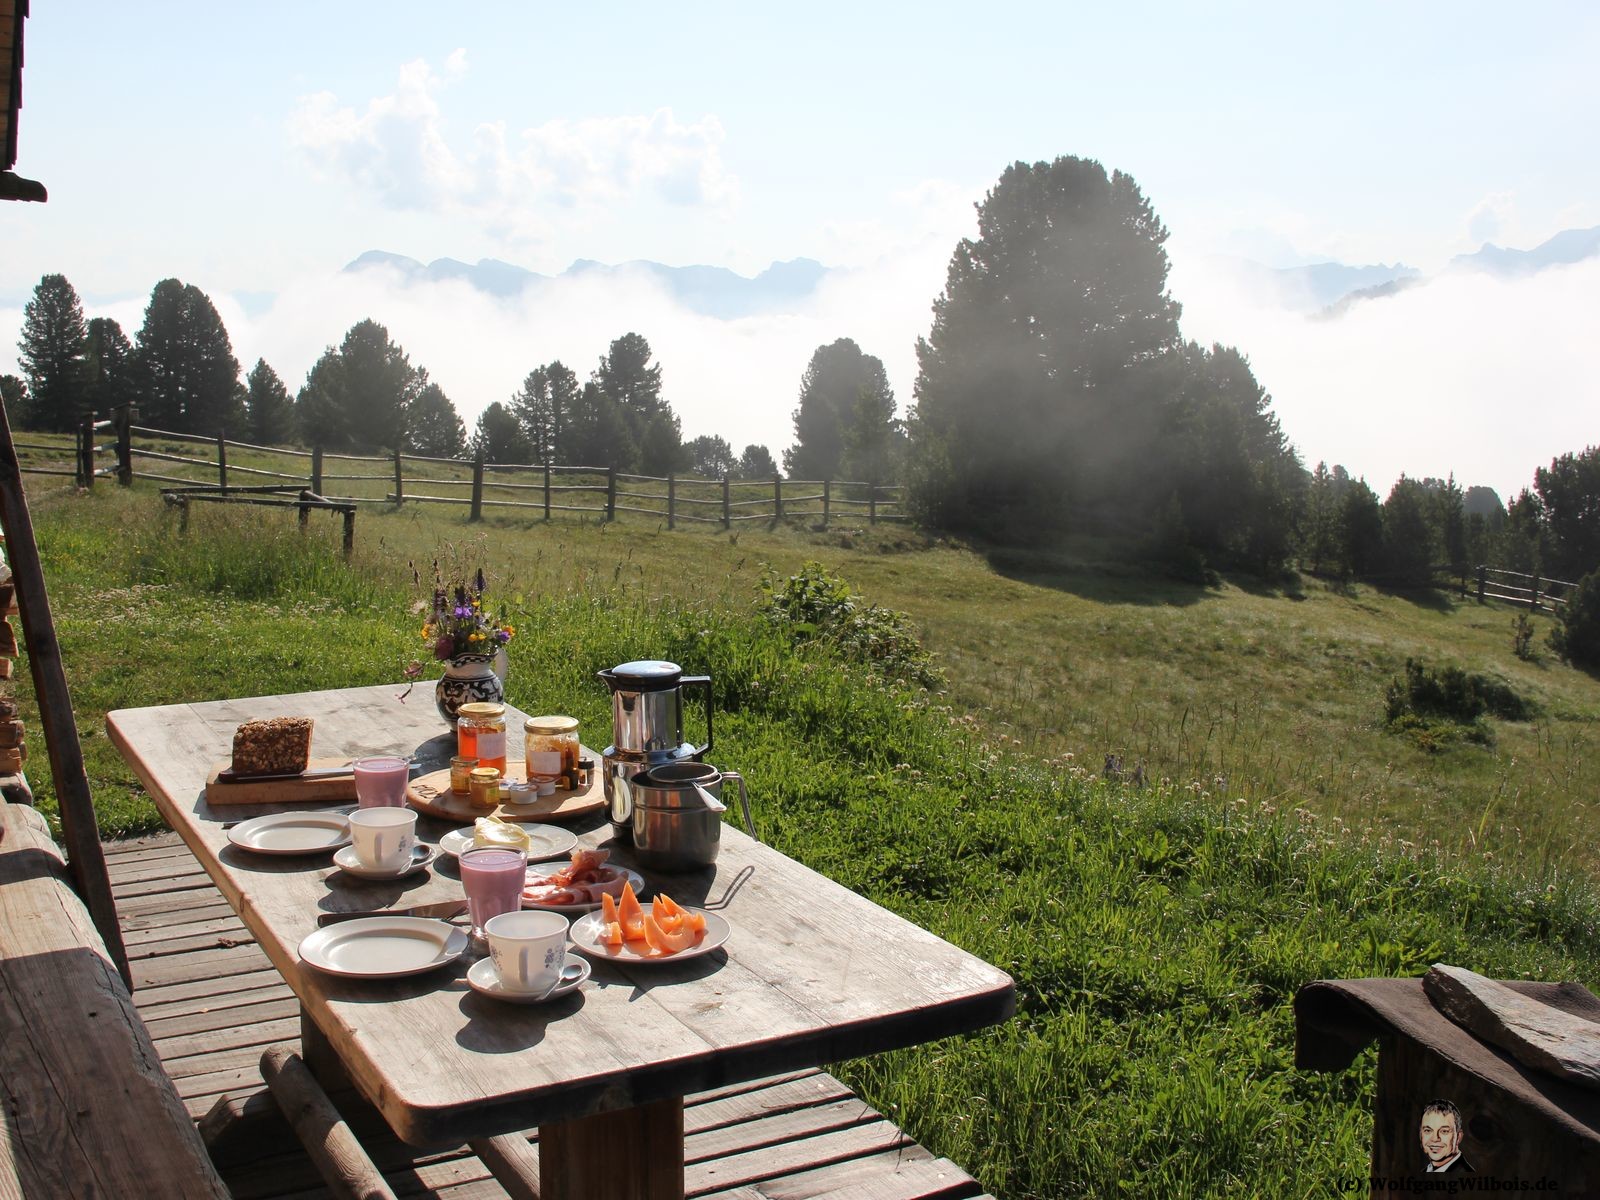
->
[107,685,1016,1200]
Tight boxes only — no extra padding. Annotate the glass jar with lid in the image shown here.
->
[457,703,507,774]
[525,715,580,789]
[468,766,502,809]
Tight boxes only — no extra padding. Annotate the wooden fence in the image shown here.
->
[1476,565,1576,611]
[56,409,906,529]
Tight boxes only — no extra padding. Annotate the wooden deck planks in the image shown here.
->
[108,831,987,1200]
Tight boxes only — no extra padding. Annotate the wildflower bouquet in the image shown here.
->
[420,566,515,662]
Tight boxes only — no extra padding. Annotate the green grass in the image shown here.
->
[13,479,1600,1198]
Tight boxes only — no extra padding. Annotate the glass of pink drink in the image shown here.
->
[353,756,410,808]
[459,848,527,942]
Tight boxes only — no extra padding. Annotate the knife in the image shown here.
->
[316,899,469,927]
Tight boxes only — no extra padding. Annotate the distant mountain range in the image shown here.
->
[343,251,828,319]
[1218,223,1600,318]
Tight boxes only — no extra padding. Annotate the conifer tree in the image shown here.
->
[244,359,295,445]
[17,273,88,431]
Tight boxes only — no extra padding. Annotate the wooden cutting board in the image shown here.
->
[407,749,606,824]
[203,758,358,806]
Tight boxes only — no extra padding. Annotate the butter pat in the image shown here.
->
[473,815,530,852]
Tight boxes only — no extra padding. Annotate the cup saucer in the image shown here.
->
[466,955,590,1005]
[332,843,436,880]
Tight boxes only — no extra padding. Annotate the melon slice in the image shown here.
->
[617,881,648,942]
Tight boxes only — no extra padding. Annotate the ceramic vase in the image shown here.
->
[435,653,505,725]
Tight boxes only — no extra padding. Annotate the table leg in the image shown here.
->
[539,1096,685,1200]
[299,1009,350,1087]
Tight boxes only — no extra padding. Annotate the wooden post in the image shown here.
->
[606,466,616,522]
[723,476,731,529]
[543,463,552,521]
[298,489,311,532]
[0,401,132,987]
[311,445,324,495]
[342,508,355,559]
[470,454,484,522]
[1476,564,1486,604]
[1532,573,1541,612]
[261,1047,399,1200]
[76,414,93,488]
[115,404,133,486]
[393,447,404,506]
[869,486,878,525]
[773,475,783,522]
[822,479,830,528]
[216,428,228,491]
[667,473,676,530]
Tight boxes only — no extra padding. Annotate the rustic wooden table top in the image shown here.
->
[107,685,1015,1149]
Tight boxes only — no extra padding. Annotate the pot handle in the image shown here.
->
[681,675,713,756]
[720,770,756,841]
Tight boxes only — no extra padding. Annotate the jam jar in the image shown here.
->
[524,715,580,789]
[457,703,507,774]
[468,766,502,809]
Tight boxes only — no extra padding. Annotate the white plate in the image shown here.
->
[227,811,351,856]
[331,843,437,880]
[298,917,469,979]
[521,867,647,914]
[466,955,590,1004]
[438,825,577,862]
[567,907,730,964]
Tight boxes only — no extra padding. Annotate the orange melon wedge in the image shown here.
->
[617,881,648,942]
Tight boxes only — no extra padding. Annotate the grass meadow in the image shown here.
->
[14,475,1600,1198]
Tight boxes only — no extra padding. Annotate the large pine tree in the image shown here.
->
[908,157,1181,531]
[294,320,421,450]
[17,273,88,431]
[407,382,467,457]
[784,338,895,481]
[130,279,242,434]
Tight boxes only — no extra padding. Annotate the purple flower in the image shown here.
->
[495,630,510,643]
[433,634,455,661]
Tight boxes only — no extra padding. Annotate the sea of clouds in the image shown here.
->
[3,240,1594,502]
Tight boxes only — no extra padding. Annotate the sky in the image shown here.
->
[4,1,1598,498]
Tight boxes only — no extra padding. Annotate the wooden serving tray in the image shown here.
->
[204,758,358,806]
[407,749,606,825]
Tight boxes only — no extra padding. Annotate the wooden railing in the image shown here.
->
[1476,565,1577,611]
[68,414,906,529]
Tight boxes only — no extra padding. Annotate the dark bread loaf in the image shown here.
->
[231,717,313,776]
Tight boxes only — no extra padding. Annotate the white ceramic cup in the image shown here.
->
[484,910,568,994]
[347,807,417,871]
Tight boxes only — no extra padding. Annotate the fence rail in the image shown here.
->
[1476,565,1577,611]
[43,409,906,533]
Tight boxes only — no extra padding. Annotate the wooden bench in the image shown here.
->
[0,798,229,1197]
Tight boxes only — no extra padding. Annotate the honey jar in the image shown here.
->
[449,755,478,795]
[525,715,580,789]
[468,766,502,809]
[457,703,507,774]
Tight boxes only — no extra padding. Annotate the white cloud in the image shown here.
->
[288,55,737,243]
[1463,191,1519,249]
[1172,250,1600,499]
[217,242,947,463]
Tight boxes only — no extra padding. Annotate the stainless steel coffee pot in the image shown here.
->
[598,660,713,756]
[599,660,713,840]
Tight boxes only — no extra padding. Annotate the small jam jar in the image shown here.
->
[525,715,580,789]
[457,703,507,774]
[449,755,478,795]
[468,766,502,809]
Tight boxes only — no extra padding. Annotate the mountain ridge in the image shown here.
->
[343,251,828,318]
